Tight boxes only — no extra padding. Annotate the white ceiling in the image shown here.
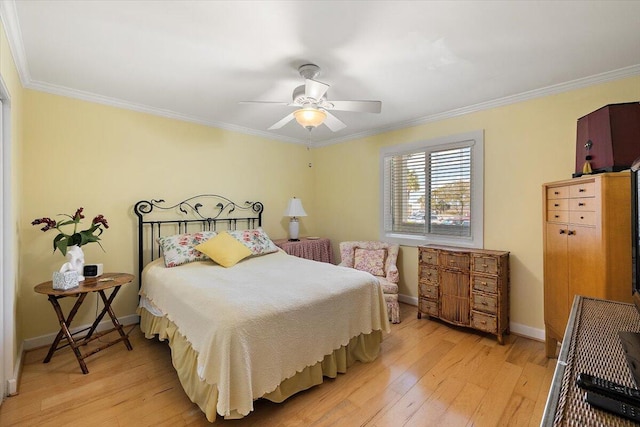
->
[2,0,639,145]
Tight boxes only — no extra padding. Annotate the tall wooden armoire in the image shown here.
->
[543,171,632,357]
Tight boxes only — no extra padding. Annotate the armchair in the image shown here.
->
[339,241,401,323]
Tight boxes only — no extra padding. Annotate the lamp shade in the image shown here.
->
[284,197,307,217]
[293,108,326,129]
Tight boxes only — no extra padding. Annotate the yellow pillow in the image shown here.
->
[195,232,252,268]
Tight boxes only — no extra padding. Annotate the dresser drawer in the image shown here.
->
[440,252,470,272]
[547,210,569,223]
[547,186,569,200]
[472,275,498,294]
[569,211,596,226]
[419,282,438,299]
[570,197,596,212]
[569,182,595,198]
[419,298,438,317]
[548,199,568,210]
[472,293,497,314]
[419,266,438,283]
[420,249,438,266]
[472,256,498,275]
[471,311,498,334]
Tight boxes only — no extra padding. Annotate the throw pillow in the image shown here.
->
[157,231,217,268]
[195,231,252,268]
[354,248,387,276]
[227,228,278,256]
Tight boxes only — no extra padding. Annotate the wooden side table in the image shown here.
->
[273,237,334,263]
[34,272,134,374]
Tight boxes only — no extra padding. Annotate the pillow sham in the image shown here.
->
[354,247,386,276]
[195,231,252,268]
[227,228,278,256]
[157,231,217,268]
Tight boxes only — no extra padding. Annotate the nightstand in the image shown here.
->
[274,237,334,263]
[34,272,134,374]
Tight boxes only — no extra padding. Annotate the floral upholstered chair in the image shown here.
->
[339,241,401,323]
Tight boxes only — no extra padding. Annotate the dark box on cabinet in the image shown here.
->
[574,102,640,177]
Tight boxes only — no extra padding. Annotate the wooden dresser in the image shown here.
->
[543,171,632,358]
[418,245,510,344]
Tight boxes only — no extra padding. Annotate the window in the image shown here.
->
[380,130,484,248]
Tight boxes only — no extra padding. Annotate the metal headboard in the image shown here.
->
[134,194,264,286]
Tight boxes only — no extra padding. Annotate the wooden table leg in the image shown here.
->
[97,288,133,351]
[43,294,90,374]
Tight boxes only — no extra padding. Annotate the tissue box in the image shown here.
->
[52,271,79,290]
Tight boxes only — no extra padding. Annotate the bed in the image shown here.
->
[134,195,390,421]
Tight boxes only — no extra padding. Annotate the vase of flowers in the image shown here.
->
[32,207,109,281]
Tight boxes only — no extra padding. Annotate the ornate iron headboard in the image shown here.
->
[134,195,264,286]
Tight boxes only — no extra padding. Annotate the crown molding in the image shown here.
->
[314,64,640,147]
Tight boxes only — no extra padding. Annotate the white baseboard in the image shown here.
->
[397,293,545,342]
[7,341,21,396]
[23,314,140,351]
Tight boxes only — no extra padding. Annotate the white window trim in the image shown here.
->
[379,130,484,248]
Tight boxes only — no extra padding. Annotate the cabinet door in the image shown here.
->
[440,269,470,326]
[544,223,569,337]
[567,226,600,299]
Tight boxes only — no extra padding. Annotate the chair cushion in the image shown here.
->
[377,277,398,294]
[353,248,386,276]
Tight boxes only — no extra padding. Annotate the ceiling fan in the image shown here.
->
[241,64,382,132]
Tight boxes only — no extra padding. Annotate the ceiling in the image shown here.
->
[2,1,639,145]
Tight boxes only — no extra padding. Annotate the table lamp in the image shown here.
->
[284,197,307,241]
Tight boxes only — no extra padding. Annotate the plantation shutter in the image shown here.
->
[383,145,472,238]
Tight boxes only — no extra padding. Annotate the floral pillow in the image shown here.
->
[353,248,387,277]
[227,228,278,256]
[157,231,217,268]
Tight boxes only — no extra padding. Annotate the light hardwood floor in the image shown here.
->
[0,304,555,426]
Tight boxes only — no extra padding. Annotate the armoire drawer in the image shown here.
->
[569,182,595,198]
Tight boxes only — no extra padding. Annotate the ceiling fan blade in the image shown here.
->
[323,111,347,132]
[305,79,329,101]
[328,100,382,113]
[239,101,290,106]
[268,113,295,130]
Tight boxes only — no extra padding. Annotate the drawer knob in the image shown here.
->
[483,264,488,268]
[580,216,584,220]
[554,203,559,207]
[559,229,566,235]
[480,281,487,285]
[480,321,487,325]
[554,191,560,195]
[481,301,488,305]
[579,188,586,192]
[568,230,576,236]
[578,202,585,206]
[554,215,559,218]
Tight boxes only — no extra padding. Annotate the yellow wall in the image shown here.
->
[19,91,315,341]
[313,76,640,332]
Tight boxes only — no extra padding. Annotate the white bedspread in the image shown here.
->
[140,250,389,418]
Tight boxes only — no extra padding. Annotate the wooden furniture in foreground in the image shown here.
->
[542,296,640,426]
[273,237,334,263]
[34,272,134,374]
[543,171,631,358]
[418,245,510,344]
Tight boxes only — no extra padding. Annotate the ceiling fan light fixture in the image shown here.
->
[293,108,326,129]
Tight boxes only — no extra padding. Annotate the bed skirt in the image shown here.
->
[138,307,383,421]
